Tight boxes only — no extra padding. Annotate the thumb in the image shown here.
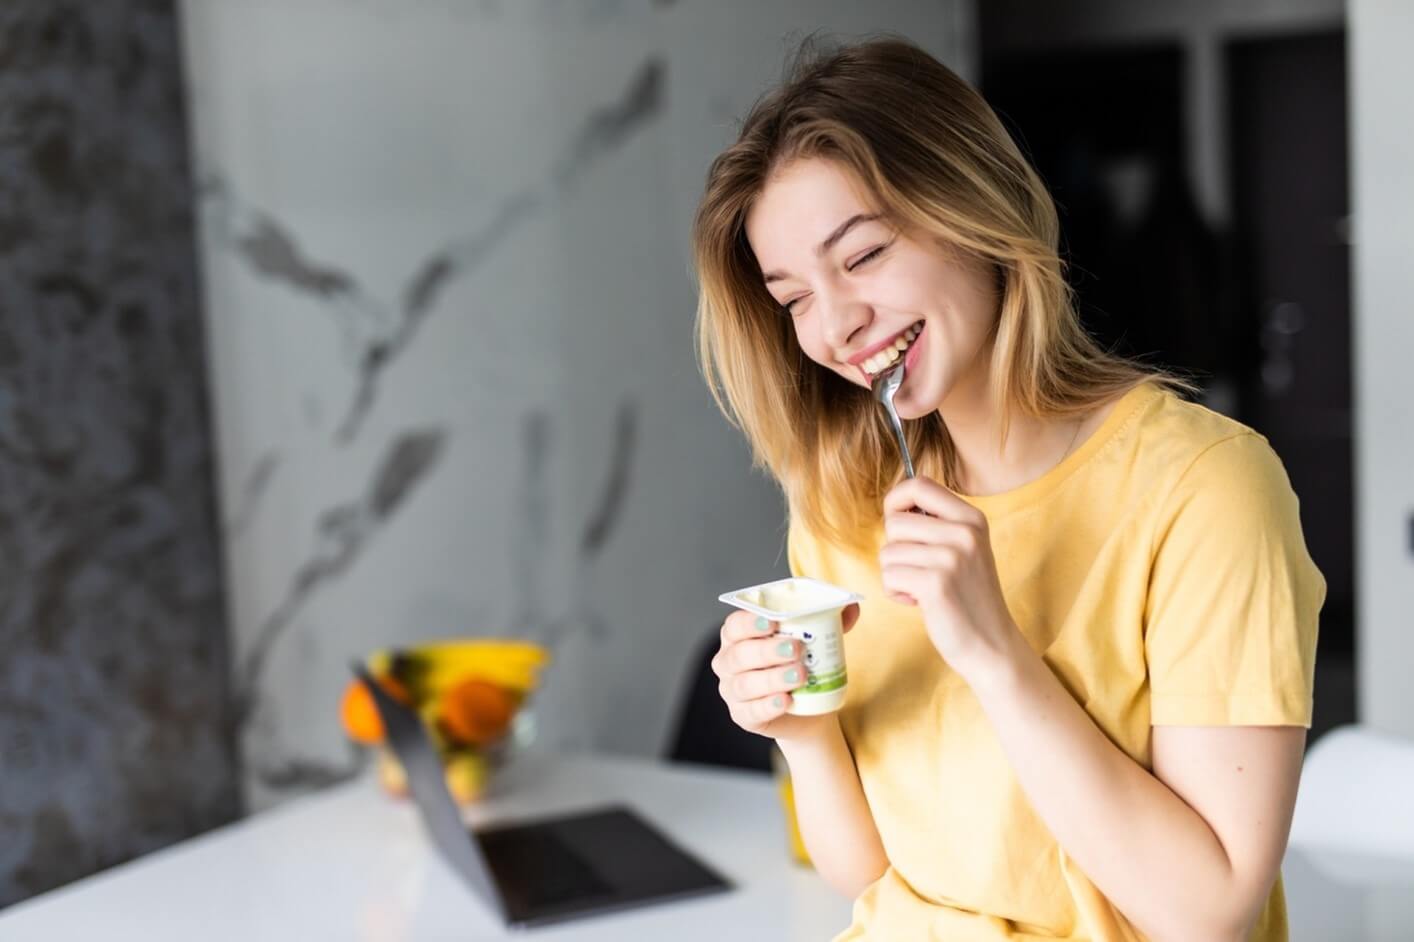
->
[841,602,861,633]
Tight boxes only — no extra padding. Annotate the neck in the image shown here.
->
[936,354,1080,498]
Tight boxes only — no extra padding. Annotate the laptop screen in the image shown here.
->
[353,662,733,927]
[353,663,509,921]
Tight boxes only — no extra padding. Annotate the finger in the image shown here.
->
[883,476,985,524]
[728,661,806,703]
[880,565,935,608]
[841,602,861,633]
[719,635,802,678]
[878,541,961,572]
[882,510,980,548]
[714,611,769,677]
[722,609,776,645]
[731,691,792,731]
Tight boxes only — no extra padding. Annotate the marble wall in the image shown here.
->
[0,1,239,907]
[177,0,974,808]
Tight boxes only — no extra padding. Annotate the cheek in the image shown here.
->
[794,322,835,369]
[960,296,1001,348]
[930,276,998,347]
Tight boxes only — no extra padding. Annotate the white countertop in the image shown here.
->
[0,753,852,940]
[1,751,1410,940]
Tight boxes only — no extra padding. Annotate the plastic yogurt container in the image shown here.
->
[718,577,863,715]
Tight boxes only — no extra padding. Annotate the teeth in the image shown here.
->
[863,323,924,376]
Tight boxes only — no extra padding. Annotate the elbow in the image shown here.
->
[1146,897,1263,942]
[1219,904,1264,942]
[1210,921,1257,942]
[818,857,888,900]
[1147,917,1249,942]
[1134,872,1264,942]
[1209,866,1278,942]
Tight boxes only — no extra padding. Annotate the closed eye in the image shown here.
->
[848,246,886,270]
[779,245,889,315]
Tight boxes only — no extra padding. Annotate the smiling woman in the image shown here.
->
[692,38,1180,557]
[690,34,1324,942]
[746,159,1003,408]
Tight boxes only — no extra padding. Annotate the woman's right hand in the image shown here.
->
[710,603,861,743]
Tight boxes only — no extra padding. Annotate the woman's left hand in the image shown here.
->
[879,476,1023,679]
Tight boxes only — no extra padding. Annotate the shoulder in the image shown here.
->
[1122,385,1294,510]
[1074,383,1310,552]
[1115,391,1315,570]
[1129,384,1264,471]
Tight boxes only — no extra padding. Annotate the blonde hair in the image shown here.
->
[692,35,1194,554]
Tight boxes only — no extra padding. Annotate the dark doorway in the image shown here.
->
[1228,30,1355,733]
[982,45,1237,387]
[980,28,1356,738]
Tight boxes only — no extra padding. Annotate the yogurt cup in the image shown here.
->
[718,577,862,715]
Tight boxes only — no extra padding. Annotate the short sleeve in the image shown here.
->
[1144,433,1325,727]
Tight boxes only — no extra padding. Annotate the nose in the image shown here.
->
[817,282,872,351]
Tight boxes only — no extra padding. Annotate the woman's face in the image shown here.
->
[745,158,999,419]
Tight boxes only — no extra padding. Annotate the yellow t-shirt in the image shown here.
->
[787,382,1324,941]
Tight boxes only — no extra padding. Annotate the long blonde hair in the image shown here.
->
[692,35,1193,554]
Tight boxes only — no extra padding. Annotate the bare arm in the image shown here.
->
[777,717,888,897]
[878,475,1307,940]
[969,633,1305,942]
[711,605,888,898]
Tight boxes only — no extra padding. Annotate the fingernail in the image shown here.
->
[784,668,801,684]
[772,695,784,708]
[776,641,793,657]
[754,616,771,633]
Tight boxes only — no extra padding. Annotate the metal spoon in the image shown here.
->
[872,360,915,479]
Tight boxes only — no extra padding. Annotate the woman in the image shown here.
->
[692,36,1323,941]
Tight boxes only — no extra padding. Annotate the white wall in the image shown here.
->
[177,0,974,808]
[1349,0,1414,739]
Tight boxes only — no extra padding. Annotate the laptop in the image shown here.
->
[353,664,733,928]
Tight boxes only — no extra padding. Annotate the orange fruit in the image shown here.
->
[437,678,518,746]
[339,674,410,745]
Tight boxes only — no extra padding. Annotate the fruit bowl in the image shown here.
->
[339,639,550,804]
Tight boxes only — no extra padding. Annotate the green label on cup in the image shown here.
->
[799,669,847,695]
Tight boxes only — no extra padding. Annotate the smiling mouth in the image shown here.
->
[858,322,924,380]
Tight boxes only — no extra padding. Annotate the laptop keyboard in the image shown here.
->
[478,824,615,909]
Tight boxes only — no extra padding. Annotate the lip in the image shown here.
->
[854,322,925,385]
[846,325,918,368]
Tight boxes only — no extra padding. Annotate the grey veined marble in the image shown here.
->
[179,0,971,809]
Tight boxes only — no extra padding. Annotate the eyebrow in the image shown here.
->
[761,213,883,284]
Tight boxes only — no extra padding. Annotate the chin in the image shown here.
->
[893,379,942,419]
[893,399,930,421]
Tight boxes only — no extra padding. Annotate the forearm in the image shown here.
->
[777,718,889,898]
[964,634,1255,942]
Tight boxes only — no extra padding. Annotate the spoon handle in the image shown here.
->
[884,403,916,479]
